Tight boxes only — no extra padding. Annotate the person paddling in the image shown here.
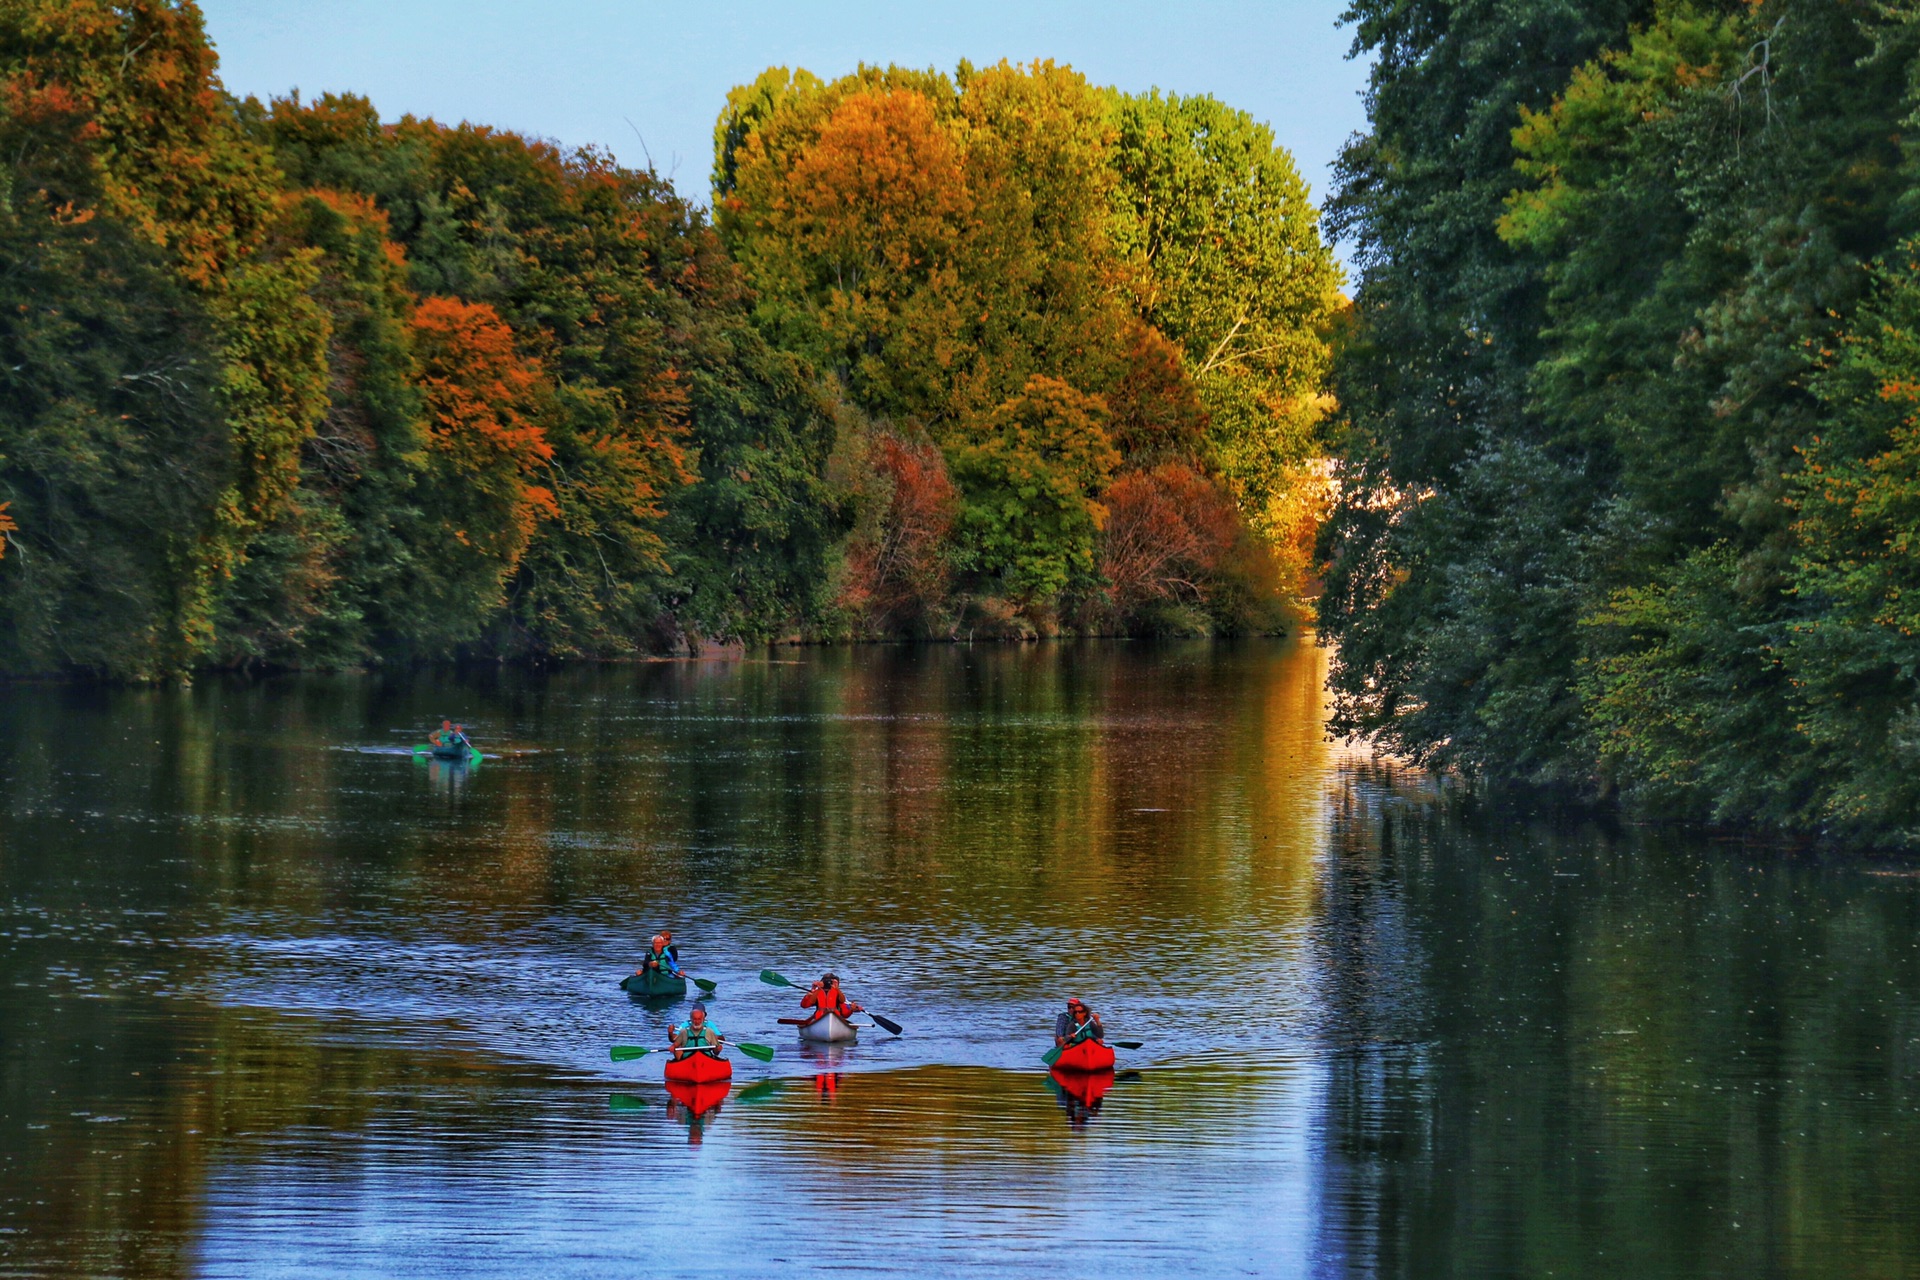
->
[800,973,862,1026]
[1055,997,1104,1049]
[669,1005,724,1061]
[637,933,683,982]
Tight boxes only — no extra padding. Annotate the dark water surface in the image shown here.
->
[2,640,1917,1278]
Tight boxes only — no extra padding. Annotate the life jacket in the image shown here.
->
[1064,1016,1099,1046]
[676,1021,718,1053]
[644,946,673,972]
[802,985,849,1020]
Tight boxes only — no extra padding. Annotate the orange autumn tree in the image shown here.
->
[407,296,558,636]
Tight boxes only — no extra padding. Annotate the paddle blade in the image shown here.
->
[869,1012,904,1036]
[412,745,432,753]
[734,1041,776,1063]
[608,1092,648,1112]
[1114,1040,1143,1050]
[758,969,796,989]
[610,1045,651,1062]
[693,977,718,993]
[1041,1045,1064,1067]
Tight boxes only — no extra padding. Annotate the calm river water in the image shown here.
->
[1,639,1916,1278]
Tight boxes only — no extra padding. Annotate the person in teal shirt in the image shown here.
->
[670,1006,724,1060]
[637,933,682,983]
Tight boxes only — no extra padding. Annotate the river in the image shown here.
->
[1,638,1915,1277]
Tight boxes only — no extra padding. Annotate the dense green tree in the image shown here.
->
[0,77,228,676]
[1108,90,1343,526]
[1325,0,1920,840]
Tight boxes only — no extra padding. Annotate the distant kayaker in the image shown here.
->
[637,933,683,982]
[669,1006,724,1061]
[801,973,862,1025]
[429,719,452,748]
[1054,997,1104,1049]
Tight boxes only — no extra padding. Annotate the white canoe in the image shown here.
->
[797,1011,859,1043]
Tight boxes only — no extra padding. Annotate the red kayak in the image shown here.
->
[662,1050,733,1086]
[1053,1039,1116,1072]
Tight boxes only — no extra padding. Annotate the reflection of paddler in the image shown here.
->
[664,1079,728,1144]
[1049,1066,1114,1109]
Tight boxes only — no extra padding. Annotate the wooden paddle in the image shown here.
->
[1041,1038,1143,1067]
[610,1041,775,1063]
[758,969,905,1036]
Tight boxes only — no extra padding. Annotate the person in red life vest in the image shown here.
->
[1054,997,1104,1049]
[799,972,863,1026]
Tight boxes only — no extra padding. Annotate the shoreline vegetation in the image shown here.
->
[0,2,1342,682]
[1322,0,1920,848]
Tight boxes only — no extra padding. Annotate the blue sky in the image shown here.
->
[199,1,1370,234]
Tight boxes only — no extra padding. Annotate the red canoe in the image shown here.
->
[1053,1039,1116,1072]
[662,1050,733,1086]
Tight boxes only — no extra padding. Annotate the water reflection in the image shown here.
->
[0,640,1914,1277]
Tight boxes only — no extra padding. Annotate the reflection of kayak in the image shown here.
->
[1052,1039,1115,1072]
[1050,1066,1115,1106]
[795,1011,858,1043]
[662,1050,732,1086]
[664,1079,730,1117]
[621,970,688,999]
[431,745,478,761]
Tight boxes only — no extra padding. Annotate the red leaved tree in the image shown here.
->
[1098,462,1241,623]
[837,431,959,634]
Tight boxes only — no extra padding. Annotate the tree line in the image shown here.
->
[0,1,1342,678]
[1324,0,1920,844]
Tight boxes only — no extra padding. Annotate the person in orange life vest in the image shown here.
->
[1054,997,1104,1048]
[800,973,862,1025]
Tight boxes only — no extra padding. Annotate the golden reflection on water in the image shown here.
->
[4,639,1919,1278]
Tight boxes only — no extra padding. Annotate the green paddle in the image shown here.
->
[734,1079,784,1103]
[1041,1039,1143,1068]
[610,1041,775,1063]
[608,1092,649,1112]
[758,969,905,1036]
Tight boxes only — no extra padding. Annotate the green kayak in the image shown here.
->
[620,969,688,999]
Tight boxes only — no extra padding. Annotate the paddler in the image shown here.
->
[800,972,862,1025]
[669,1005,724,1061]
[636,933,683,982]
[1054,997,1104,1049]
[429,719,452,748]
